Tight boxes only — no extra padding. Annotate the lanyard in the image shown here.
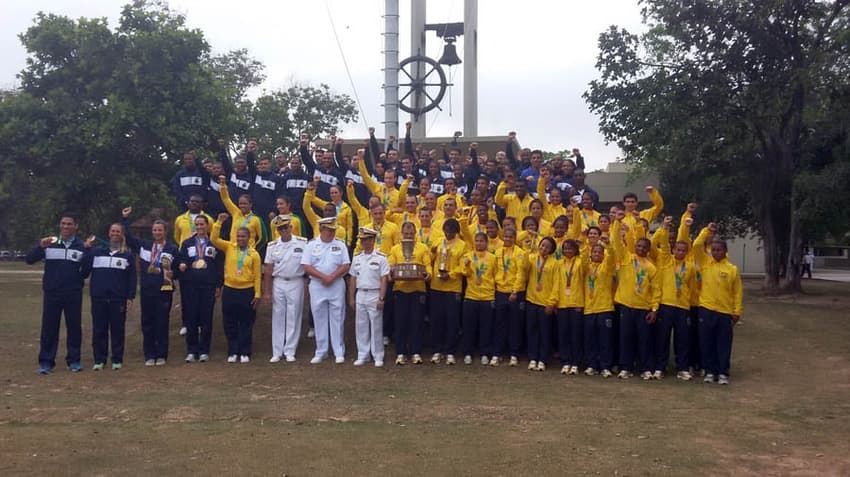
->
[241,213,253,229]
[674,260,686,292]
[565,257,576,288]
[501,248,513,275]
[195,236,207,261]
[588,263,600,294]
[186,211,196,232]
[536,255,548,287]
[236,247,249,274]
[473,251,487,280]
[150,241,163,266]
[633,257,647,292]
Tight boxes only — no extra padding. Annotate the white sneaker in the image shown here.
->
[155,358,166,366]
[285,355,296,363]
[307,328,315,338]
[617,370,631,379]
[509,356,519,367]
[179,326,187,336]
[335,357,345,364]
[569,365,579,375]
[480,355,489,366]
[463,355,473,365]
[310,356,323,364]
[446,354,456,365]
[585,367,597,376]
[240,355,250,364]
[489,356,499,367]
[144,359,156,367]
[528,360,537,371]
[561,365,570,375]
[198,354,209,362]
[676,370,693,381]
[374,360,384,368]
[641,371,652,380]
[227,355,237,363]
[653,370,663,380]
[536,362,546,372]
[185,354,196,363]
[269,356,281,363]
[704,373,715,383]
[353,359,366,366]
[412,354,423,364]
[718,374,729,385]
[601,369,613,378]
[430,353,441,364]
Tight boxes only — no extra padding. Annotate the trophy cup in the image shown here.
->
[438,242,449,275]
[392,239,426,280]
[160,255,174,291]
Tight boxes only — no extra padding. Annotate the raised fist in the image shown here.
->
[217,213,229,223]
[122,207,133,218]
[508,131,516,138]
[346,179,354,188]
[684,217,694,226]
[645,185,654,193]
[405,121,412,130]
[218,175,226,184]
[708,222,718,232]
[368,127,375,135]
[247,140,258,153]
[470,142,479,150]
[336,137,344,145]
[687,202,698,213]
[615,209,626,221]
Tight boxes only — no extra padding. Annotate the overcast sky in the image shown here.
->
[1,0,646,171]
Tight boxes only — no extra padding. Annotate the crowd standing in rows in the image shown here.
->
[28,124,742,384]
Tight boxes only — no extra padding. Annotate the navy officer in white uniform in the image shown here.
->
[348,227,390,367]
[263,215,308,363]
[301,217,350,364]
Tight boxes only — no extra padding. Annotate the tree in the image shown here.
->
[585,0,850,293]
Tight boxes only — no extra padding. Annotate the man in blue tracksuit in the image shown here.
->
[26,214,87,374]
[171,151,208,210]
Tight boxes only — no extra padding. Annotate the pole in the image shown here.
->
[384,0,400,142]
[410,0,427,138]
[463,0,478,137]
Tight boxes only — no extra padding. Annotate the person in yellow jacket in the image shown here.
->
[529,199,553,237]
[307,183,353,245]
[493,227,526,367]
[358,151,401,209]
[429,218,468,365]
[578,192,602,233]
[218,176,265,250]
[388,185,422,231]
[211,214,262,364]
[485,219,503,253]
[495,174,533,221]
[693,223,742,385]
[416,207,443,248]
[677,203,704,373]
[536,172,567,223]
[652,216,698,381]
[436,177,466,213]
[582,239,617,377]
[388,222,432,365]
[512,236,561,372]
[303,183,348,244]
[517,216,543,253]
[174,195,214,245]
[554,239,585,376]
[621,186,664,229]
[611,212,662,380]
[460,232,498,366]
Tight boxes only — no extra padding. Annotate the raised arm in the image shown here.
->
[218,177,240,216]
[120,208,142,253]
[346,181,367,220]
[505,132,520,171]
[640,186,664,222]
[358,154,382,196]
[692,225,713,267]
[404,122,414,159]
[333,137,344,169]
[572,148,585,170]
[494,181,510,209]
[210,215,231,251]
[678,202,696,244]
[302,187,321,228]
[610,215,628,265]
[299,135,317,175]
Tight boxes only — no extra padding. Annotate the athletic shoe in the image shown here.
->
[676,370,693,381]
[718,374,729,385]
[144,359,156,367]
[569,365,579,375]
[509,356,519,367]
[334,357,345,364]
[617,370,631,379]
[641,371,653,380]
[489,356,499,367]
[307,328,315,338]
[92,363,104,371]
[395,355,406,365]
[446,354,456,365]
[68,362,82,373]
[430,353,442,364]
[179,326,187,336]
[310,356,323,364]
[536,362,546,372]
[653,370,663,380]
[285,355,296,363]
[412,354,423,364]
[155,358,166,366]
[185,354,196,363]
[240,355,250,364]
[528,360,537,371]
[601,369,613,378]
[198,354,209,362]
[704,373,715,383]
[480,355,489,366]
[269,356,281,363]
[374,360,384,368]
[464,355,473,365]
[561,365,570,375]
[353,359,366,366]
[585,367,597,376]
[227,355,238,363]
[37,365,53,375]
[112,362,122,371]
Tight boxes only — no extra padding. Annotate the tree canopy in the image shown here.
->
[585,0,850,292]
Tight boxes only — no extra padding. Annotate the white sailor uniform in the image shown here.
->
[265,235,307,360]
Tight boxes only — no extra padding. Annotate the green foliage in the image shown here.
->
[585,0,850,292]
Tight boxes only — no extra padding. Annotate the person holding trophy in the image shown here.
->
[121,207,179,366]
[387,222,432,365]
[428,218,468,365]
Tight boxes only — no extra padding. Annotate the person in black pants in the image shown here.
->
[122,207,179,366]
[25,214,87,374]
[82,224,137,371]
[176,215,223,362]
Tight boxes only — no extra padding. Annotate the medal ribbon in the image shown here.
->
[186,211,196,232]
[474,252,487,280]
[501,248,513,275]
[588,263,599,294]
[236,247,249,274]
[566,257,576,288]
[241,213,253,229]
[633,257,647,292]
[536,255,547,288]
[194,236,207,262]
[150,242,162,267]
[674,261,686,292]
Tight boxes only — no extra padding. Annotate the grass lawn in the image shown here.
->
[1,263,849,475]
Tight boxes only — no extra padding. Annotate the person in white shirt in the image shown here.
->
[801,249,814,279]
[348,228,390,367]
[263,215,308,363]
[301,217,350,364]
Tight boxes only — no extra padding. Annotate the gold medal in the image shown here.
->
[147,265,160,274]
[566,287,572,296]
[192,259,207,269]
[236,269,243,277]
[536,283,542,292]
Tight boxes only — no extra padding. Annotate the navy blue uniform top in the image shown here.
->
[25,237,86,293]
[279,169,311,216]
[122,220,180,293]
[221,151,253,202]
[82,247,137,300]
[300,144,346,202]
[251,170,282,220]
[171,166,209,209]
[206,177,226,217]
[176,235,224,289]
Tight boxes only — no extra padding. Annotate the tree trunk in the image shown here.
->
[781,191,803,293]
[761,209,782,293]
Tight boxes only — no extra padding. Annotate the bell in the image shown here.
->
[438,38,462,66]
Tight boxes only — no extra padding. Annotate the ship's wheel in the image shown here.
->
[397,55,450,118]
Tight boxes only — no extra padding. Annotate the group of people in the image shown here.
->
[28,126,743,384]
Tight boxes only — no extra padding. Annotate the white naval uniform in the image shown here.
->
[265,236,307,360]
[301,237,350,360]
[350,249,390,363]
